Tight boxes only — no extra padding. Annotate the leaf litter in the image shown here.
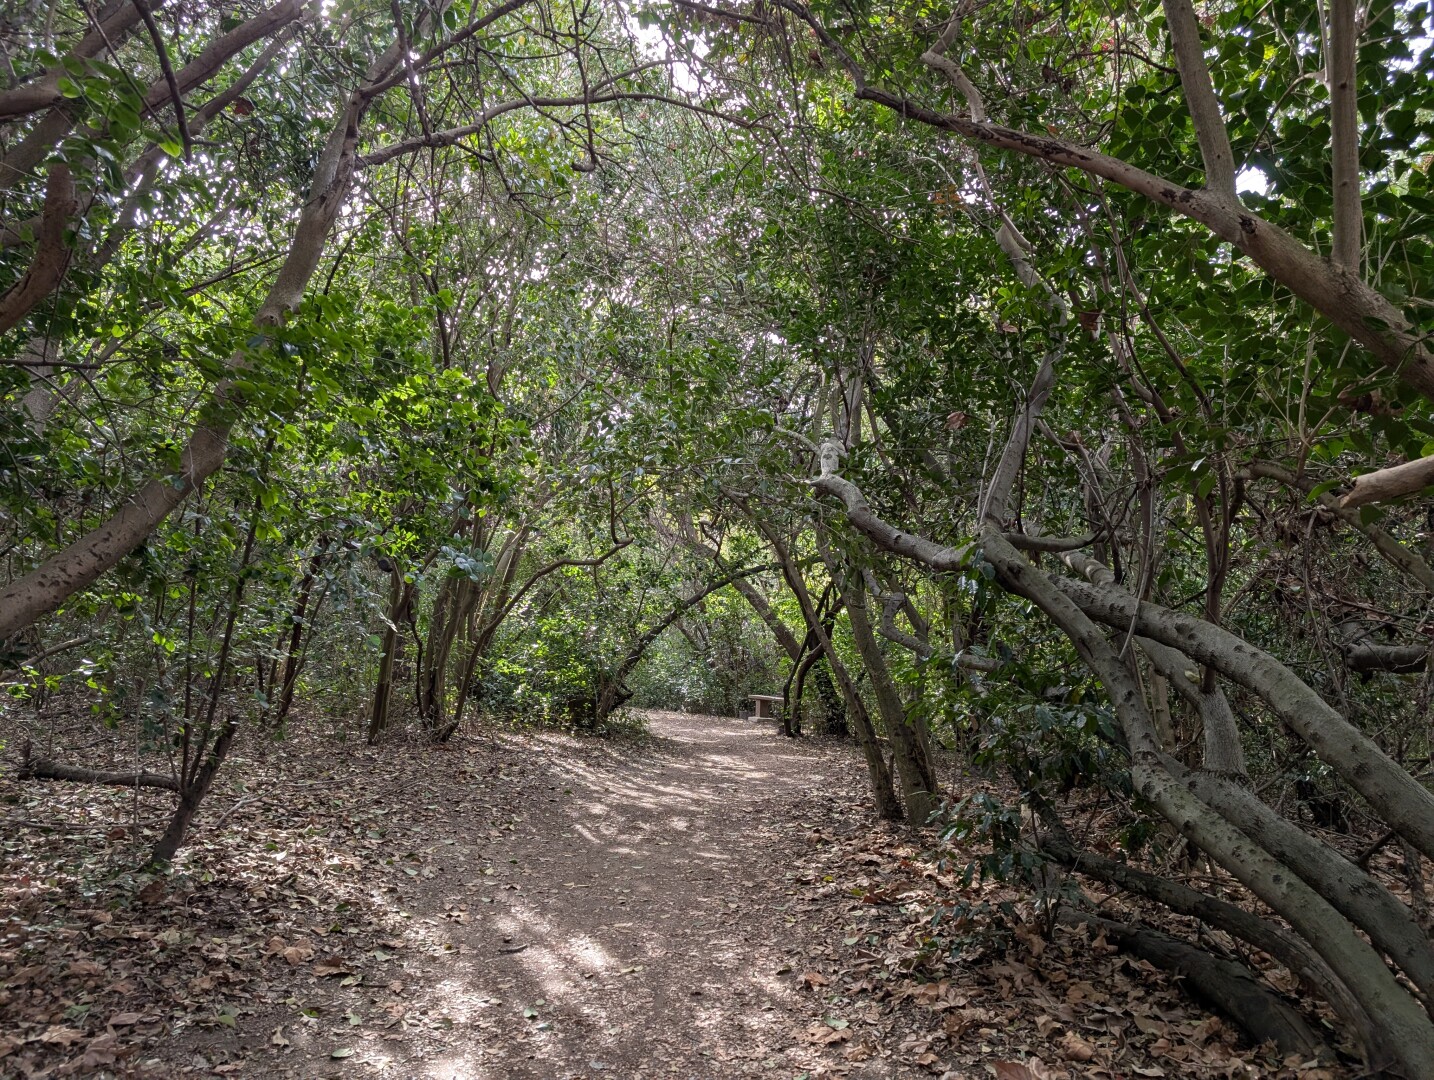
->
[1,708,1350,1077]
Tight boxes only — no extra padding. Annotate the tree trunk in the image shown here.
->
[269,547,325,730]
[979,528,1434,1078]
[1177,765,1434,1002]
[420,575,479,734]
[844,575,938,825]
[367,573,411,743]
[813,660,847,736]
[753,521,902,819]
[442,636,486,742]
[779,638,809,737]
[151,713,239,865]
[1053,571,1434,862]
[1036,817,1379,1060]
[150,492,264,865]
[809,464,1434,1074]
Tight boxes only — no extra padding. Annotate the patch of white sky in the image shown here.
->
[1236,167,1268,194]
[626,4,707,94]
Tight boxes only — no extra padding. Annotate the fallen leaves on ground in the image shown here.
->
[0,713,527,1078]
[776,779,1355,1079]
[1,708,1359,1079]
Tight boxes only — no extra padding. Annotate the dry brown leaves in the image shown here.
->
[0,715,520,1078]
[776,779,1353,1080]
[0,710,1362,1080]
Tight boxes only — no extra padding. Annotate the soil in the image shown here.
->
[255,710,870,1079]
[1,708,1342,1079]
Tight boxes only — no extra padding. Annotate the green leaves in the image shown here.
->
[441,544,495,583]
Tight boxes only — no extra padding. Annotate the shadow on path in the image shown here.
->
[369,710,862,1079]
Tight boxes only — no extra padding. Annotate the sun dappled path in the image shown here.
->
[401,710,861,1079]
[249,709,875,1079]
[4,706,1342,1079]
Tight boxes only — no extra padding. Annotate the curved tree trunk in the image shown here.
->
[1058,911,1327,1060]
[843,573,938,825]
[979,527,1434,1078]
[1176,765,1434,1002]
[1052,570,1434,863]
[811,460,1434,1075]
[788,4,1434,402]
[751,519,902,819]
[1036,817,1380,1061]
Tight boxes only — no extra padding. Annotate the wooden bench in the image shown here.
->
[747,694,784,720]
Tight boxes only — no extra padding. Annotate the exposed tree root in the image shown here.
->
[1058,909,1329,1060]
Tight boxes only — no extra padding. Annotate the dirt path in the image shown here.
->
[4,708,881,1080]
[4,708,1311,1080]
[379,710,858,1079]
[172,709,866,1080]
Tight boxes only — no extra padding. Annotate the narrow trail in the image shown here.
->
[3,708,1314,1078]
[234,710,874,1079]
[407,710,859,1079]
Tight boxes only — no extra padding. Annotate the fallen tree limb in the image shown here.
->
[19,751,178,791]
[1058,909,1327,1059]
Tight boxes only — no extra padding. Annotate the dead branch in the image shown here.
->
[19,748,179,791]
[1339,454,1434,510]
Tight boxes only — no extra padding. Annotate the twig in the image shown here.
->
[211,794,262,830]
[0,817,143,831]
[1357,827,1398,869]
[132,0,191,158]
[3,634,93,670]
